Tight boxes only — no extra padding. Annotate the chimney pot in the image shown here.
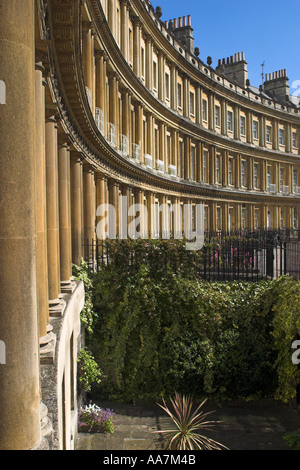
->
[187,15,191,26]
[183,16,186,26]
[178,17,182,27]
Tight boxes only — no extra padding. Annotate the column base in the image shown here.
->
[39,327,57,365]
[31,403,53,450]
[49,296,66,318]
[60,278,76,294]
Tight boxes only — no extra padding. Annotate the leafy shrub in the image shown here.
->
[283,429,300,450]
[82,240,300,404]
[77,347,103,393]
[271,276,300,402]
[72,260,98,334]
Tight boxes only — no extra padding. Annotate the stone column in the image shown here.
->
[58,142,72,283]
[133,17,142,77]
[71,154,83,266]
[109,180,120,238]
[120,0,129,60]
[135,102,143,161]
[183,75,190,118]
[234,105,241,140]
[121,89,130,153]
[208,92,215,131]
[95,50,108,134]
[95,173,109,240]
[108,71,118,145]
[0,0,40,449]
[158,51,165,102]
[248,157,253,190]
[145,35,153,91]
[170,64,178,111]
[82,21,93,89]
[35,60,49,339]
[45,115,61,302]
[83,165,96,255]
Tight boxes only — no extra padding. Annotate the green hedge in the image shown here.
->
[77,240,300,403]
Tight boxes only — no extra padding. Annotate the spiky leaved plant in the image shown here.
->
[153,392,228,450]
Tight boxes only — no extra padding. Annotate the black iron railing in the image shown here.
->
[82,229,300,281]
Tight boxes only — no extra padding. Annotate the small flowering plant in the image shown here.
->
[78,402,116,434]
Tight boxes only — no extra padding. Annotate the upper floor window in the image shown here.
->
[153,61,157,90]
[280,208,285,229]
[202,100,208,122]
[227,111,233,132]
[241,160,246,187]
[240,116,246,136]
[190,92,195,116]
[279,128,284,146]
[266,125,272,143]
[241,208,246,229]
[253,163,259,189]
[292,131,297,148]
[129,28,133,66]
[267,166,272,190]
[204,206,208,230]
[253,121,258,140]
[177,83,182,108]
[203,150,208,183]
[165,73,170,101]
[254,209,259,230]
[216,207,221,230]
[280,167,285,191]
[141,47,145,80]
[215,105,220,127]
[294,208,298,229]
[216,154,221,183]
[293,169,298,190]
[190,145,195,179]
[228,158,233,185]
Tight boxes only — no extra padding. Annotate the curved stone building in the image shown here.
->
[0,0,299,450]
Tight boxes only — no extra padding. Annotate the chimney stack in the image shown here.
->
[171,15,194,55]
[216,51,248,88]
[264,69,289,102]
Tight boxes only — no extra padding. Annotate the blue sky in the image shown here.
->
[153,0,300,93]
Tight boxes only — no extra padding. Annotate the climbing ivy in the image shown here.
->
[75,240,300,403]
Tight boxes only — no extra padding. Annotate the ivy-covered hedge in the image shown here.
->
[77,240,300,403]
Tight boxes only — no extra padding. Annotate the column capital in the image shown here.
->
[82,20,93,30]
[70,151,83,163]
[120,0,130,7]
[95,171,108,180]
[132,15,143,28]
[95,49,108,61]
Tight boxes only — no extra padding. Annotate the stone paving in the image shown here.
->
[75,399,300,451]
